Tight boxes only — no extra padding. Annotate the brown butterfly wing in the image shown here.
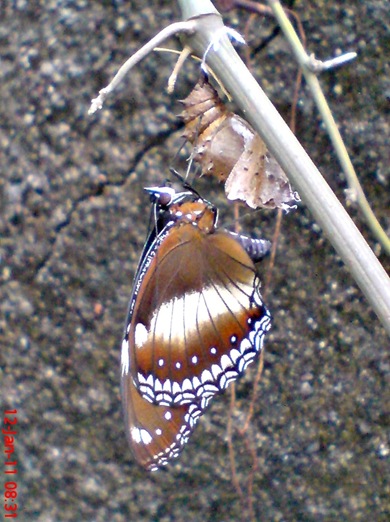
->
[122,376,202,471]
[123,221,270,407]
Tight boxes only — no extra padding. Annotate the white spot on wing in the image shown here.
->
[163,380,172,393]
[238,358,245,373]
[220,354,232,370]
[131,427,152,445]
[201,369,213,383]
[181,378,192,392]
[230,348,241,363]
[192,376,201,389]
[135,322,148,348]
[172,382,181,395]
[121,338,129,376]
[137,373,146,384]
[211,364,222,379]
[240,337,252,353]
[220,373,227,389]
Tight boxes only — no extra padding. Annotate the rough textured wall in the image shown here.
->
[1,1,388,520]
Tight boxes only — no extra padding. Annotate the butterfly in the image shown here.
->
[121,185,272,470]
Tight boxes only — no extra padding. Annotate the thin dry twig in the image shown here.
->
[227,384,245,505]
[167,45,192,93]
[88,20,197,114]
[267,0,390,255]
[237,0,306,132]
[242,432,259,522]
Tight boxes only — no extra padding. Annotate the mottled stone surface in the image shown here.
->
[0,1,388,521]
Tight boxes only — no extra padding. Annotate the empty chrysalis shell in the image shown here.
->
[180,79,300,211]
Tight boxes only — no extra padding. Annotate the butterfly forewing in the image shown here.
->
[126,219,270,405]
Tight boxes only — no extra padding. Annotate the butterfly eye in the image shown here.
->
[121,186,272,470]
